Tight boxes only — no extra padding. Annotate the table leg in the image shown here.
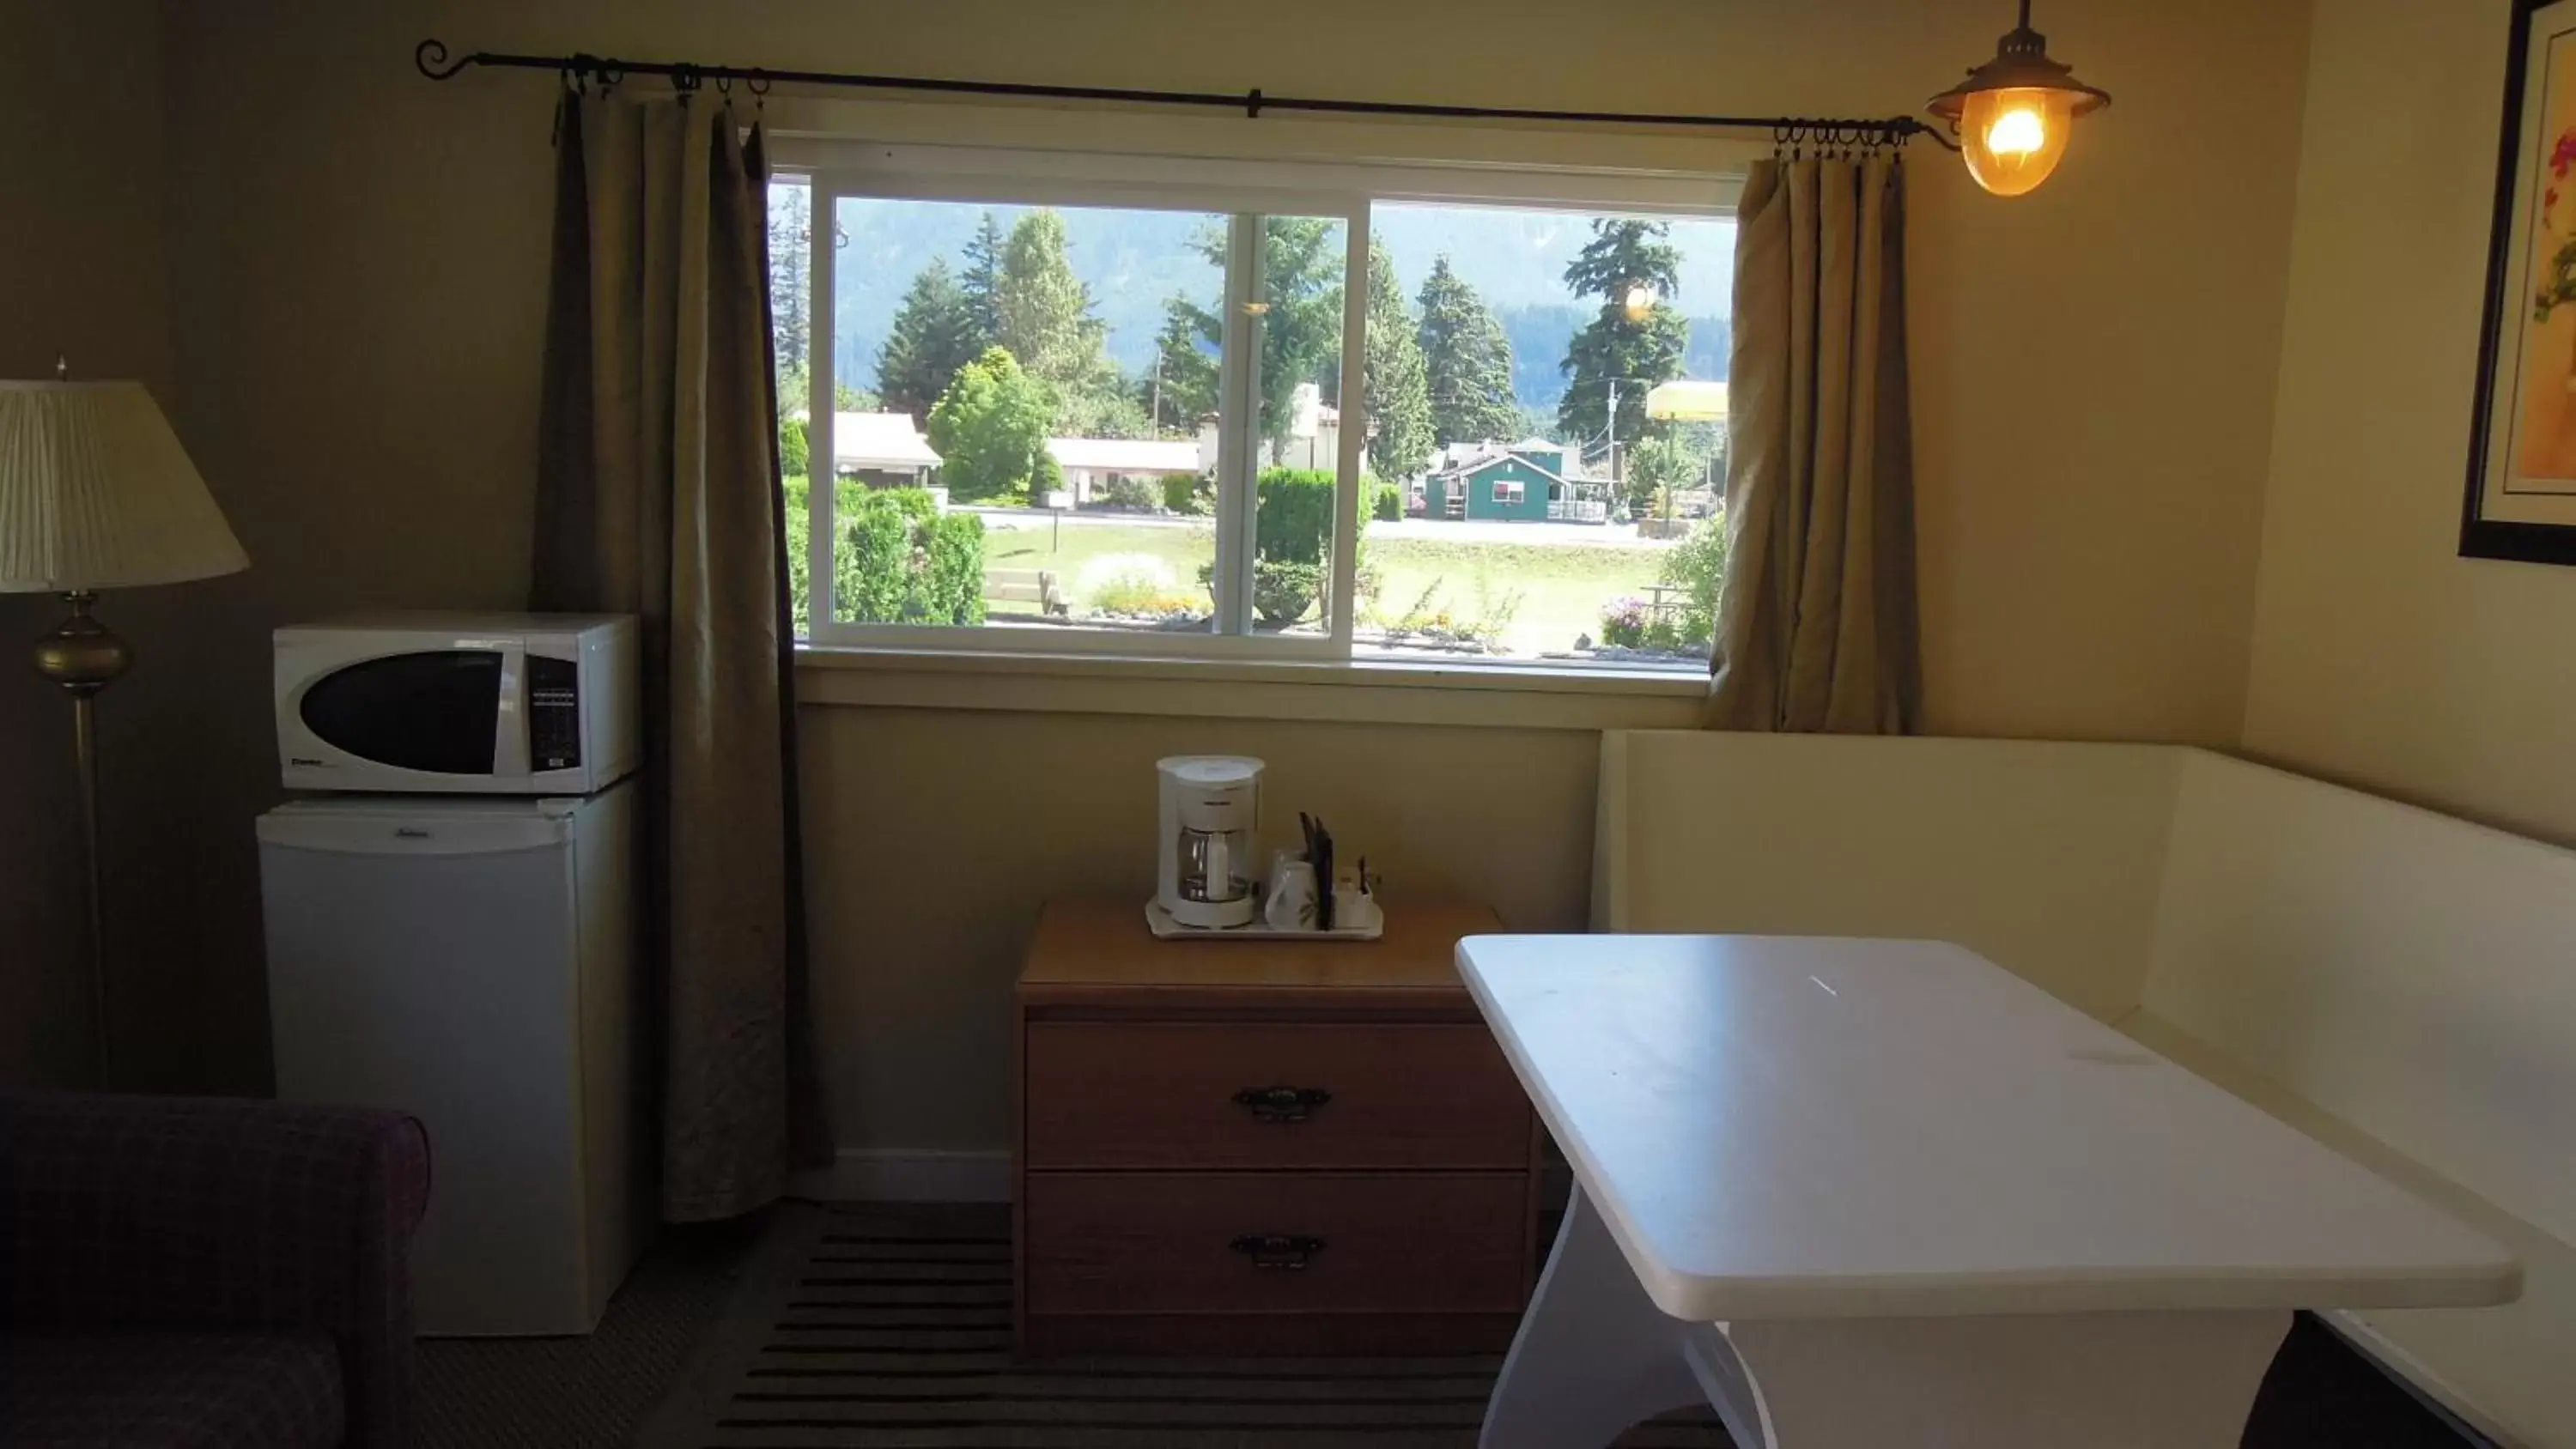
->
[1481,1185,1726,1449]
[1722,1307,2292,1448]
[1482,1186,2293,1449]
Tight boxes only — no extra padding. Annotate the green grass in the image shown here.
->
[980,517,1666,655]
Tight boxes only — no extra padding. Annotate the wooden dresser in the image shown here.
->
[1013,898,1537,1356]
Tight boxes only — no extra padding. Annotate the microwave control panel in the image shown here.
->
[529,655,582,771]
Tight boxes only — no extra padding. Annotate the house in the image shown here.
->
[831,410,943,488]
[1194,381,1343,475]
[1417,439,1612,523]
[1045,435,1203,507]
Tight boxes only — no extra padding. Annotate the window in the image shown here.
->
[769,140,1732,673]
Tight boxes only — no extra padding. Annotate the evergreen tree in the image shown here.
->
[1361,238,1434,480]
[958,211,1006,354]
[1169,218,1345,450]
[995,209,1137,435]
[925,347,1055,504]
[767,180,811,386]
[875,258,982,423]
[1415,257,1520,448]
[1149,305,1219,436]
[995,209,1109,390]
[1557,219,1687,494]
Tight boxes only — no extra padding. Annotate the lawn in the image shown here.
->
[978,513,1669,657]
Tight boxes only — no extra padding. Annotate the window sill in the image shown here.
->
[793,645,1706,731]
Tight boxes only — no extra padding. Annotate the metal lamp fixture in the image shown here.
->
[0,361,247,1084]
[1928,0,2111,197]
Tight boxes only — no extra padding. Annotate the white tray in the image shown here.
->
[1145,900,1385,941]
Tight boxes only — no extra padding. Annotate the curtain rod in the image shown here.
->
[412,39,1949,150]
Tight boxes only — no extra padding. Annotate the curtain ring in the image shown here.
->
[747,70,770,112]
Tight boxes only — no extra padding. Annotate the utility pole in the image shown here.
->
[1151,351,1164,435]
[1605,378,1619,502]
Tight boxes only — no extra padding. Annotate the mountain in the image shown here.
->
[814,191,1735,409]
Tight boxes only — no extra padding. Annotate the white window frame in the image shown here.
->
[771,127,1739,670]
[1494,479,1526,506]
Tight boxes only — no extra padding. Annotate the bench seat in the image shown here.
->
[1593,731,2576,1448]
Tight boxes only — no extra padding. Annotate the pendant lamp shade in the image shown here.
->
[0,380,247,592]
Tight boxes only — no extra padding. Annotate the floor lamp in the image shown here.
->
[1,364,247,1087]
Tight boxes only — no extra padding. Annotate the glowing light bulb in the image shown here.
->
[1985,105,2047,156]
[1958,86,2075,197]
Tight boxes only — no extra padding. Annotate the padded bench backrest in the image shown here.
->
[1595,731,2181,1020]
[2145,749,2576,1265]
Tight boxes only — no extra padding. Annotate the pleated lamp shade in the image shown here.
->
[0,379,247,592]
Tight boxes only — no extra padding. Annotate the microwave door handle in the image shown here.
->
[494,643,531,779]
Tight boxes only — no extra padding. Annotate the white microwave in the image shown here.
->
[276,613,641,795]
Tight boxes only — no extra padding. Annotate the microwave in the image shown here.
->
[276,613,641,795]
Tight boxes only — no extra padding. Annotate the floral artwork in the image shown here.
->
[2470,1,2576,560]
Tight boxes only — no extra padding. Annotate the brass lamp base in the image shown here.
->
[33,590,130,1088]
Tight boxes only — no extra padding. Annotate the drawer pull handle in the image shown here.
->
[1232,1085,1333,1123]
[1230,1234,1327,1270]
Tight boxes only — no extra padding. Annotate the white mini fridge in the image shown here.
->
[258,779,647,1336]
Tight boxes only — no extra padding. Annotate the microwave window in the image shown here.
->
[300,651,503,775]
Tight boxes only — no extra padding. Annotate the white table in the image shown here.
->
[1456,935,2521,1449]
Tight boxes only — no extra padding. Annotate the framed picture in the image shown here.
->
[2467,0,2576,564]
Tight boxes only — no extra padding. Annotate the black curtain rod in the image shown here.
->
[413,39,1947,149]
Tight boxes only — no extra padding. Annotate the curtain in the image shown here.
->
[1706,155,1923,734]
[533,93,824,1222]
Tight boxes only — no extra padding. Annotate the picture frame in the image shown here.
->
[2465,0,2576,565]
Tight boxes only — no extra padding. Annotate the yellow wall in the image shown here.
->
[2243,0,2576,847]
[6,3,2318,1149]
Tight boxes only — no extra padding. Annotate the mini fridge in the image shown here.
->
[258,779,647,1336]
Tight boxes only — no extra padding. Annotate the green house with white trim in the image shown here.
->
[1416,440,1609,523]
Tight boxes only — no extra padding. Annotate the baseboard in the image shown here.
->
[792,1148,1013,1203]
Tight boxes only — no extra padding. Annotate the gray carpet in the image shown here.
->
[632,1202,1728,1449]
[417,1212,771,1449]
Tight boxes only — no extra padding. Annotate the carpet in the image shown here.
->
[635,1202,1729,1448]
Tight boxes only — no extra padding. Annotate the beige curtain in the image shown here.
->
[1707,155,1922,733]
[533,93,823,1222]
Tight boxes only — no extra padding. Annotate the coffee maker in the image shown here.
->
[1156,755,1264,929]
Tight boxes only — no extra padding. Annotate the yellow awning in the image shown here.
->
[1644,379,1728,422]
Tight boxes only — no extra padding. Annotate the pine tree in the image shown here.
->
[1557,220,1687,499]
[995,209,1108,390]
[1168,218,1345,451]
[1415,257,1521,449]
[875,258,982,424]
[958,211,1006,355]
[1150,304,1219,436]
[1361,238,1433,480]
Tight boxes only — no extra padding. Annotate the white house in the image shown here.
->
[1045,436,1205,507]
[1194,381,1344,475]
[831,411,942,487]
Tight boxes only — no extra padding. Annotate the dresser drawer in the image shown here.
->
[1023,1172,1528,1316]
[1024,1021,1528,1169]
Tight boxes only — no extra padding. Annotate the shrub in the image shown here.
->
[1030,446,1065,502]
[1656,512,1728,650]
[778,416,810,478]
[1370,479,1402,522]
[1600,595,1649,649]
[1253,561,1322,627]
[1163,472,1213,516]
[1078,553,1188,616]
[1255,468,1334,566]
[838,492,914,624]
[783,474,811,636]
[919,512,986,626]
[1097,476,1160,512]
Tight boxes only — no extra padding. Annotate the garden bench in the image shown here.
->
[987,567,1067,617]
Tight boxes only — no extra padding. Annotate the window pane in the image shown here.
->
[817,196,1230,635]
[1247,215,1350,637]
[1356,203,1734,668]
[768,176,815,637]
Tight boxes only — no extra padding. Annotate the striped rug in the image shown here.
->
[636,1203,1732,1449]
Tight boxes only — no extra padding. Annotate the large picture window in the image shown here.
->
[769,141,1734,673]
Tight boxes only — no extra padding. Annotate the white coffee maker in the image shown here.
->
[1156,755,1264,929]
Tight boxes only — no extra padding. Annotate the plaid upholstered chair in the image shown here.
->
[0,1090,432,1448]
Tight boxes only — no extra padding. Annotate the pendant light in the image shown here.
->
[1927,0,2111,197]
